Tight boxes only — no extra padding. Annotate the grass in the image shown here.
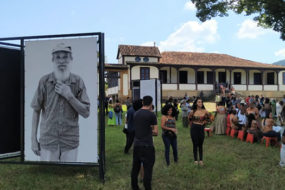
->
[1,108,285,190]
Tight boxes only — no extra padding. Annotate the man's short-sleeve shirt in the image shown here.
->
[133,109,157,147]
[31,73,90,151]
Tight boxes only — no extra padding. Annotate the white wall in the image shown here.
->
[118,53,123,64]
[248,85,262,91]
[162,84,177,90]
[179,84,196,90]
[123,74,128,96]
[278,71,285,90]
[131,66,159,80]
[170,67,178,83]
[107,86,119,95]
[124,56,158,63]
[197,84,213,90]
[264,85,278,91]
[232,85,246,91]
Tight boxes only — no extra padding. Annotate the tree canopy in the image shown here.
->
[191,0,285,40]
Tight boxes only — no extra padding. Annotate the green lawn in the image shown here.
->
[0,113,285,190]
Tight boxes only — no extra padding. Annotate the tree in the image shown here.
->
[191,0,285,40]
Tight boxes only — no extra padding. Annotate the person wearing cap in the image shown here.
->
[31,43,90,162]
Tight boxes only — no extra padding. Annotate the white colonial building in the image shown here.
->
[106,45,285,101]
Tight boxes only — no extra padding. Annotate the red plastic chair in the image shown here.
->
[226,127,231,136]
[246,133,254,144]
[226,114,231,128]
[204,128,212,137]
[261,136,278,148]
[237,130,245,141]
[230,129,238,138]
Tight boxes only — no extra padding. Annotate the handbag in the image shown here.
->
[123,123,128,134]
[164,130,176,138]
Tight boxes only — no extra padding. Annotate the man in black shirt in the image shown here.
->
[131,96,158,190]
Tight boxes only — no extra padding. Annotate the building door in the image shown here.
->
[218,72,226,83]
[207,71,214,84]
[267,72,274,84]
[133,88,140,101]
[159,70,167,83]
[179,71,188,84]
[254,73,262,84]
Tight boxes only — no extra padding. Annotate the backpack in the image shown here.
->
[108,111,113,119]
[114,105,121,113]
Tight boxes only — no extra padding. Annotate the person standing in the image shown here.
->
[114,100,122,126]
[211,101,227,135]
[131,96,158,190]
[188,97,210,166]
[161,104,178,166]
[180,100,189,128]
[124,99,143,154]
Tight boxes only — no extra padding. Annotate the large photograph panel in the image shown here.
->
[0,47,21,157]
[24,37,98,163]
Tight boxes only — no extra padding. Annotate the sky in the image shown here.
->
[0,0,284,64]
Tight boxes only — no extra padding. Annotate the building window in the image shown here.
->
[107,72,119,88]
[143,57,149,62]
[254,73,262,85]
[234,72,241,84]
[207,71,213,84]
[283,72,285,84]
[135,56,141,62]
[267,72,274,84]
[197,71,204,84]
[179,71,188,84]
[140,67,150,80]
[159,70,167,83]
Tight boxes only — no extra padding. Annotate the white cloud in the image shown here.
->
[158,20,218,52]
[237,19,268,39]
[184,1,196,11]
[275,48,285,58]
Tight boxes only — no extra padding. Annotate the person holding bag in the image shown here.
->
[161,104,178,166]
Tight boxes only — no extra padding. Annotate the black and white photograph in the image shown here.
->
[24,37,98,163]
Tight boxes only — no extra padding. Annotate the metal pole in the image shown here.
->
[20,39,25,162]
[98,33,105,182]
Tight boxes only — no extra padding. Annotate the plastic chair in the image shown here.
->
[261,136,278,148]
[237,130,245,141]
[230,129,238,138]
[246,133,254,144]
[226,127,231,136]
[204,128,212,137]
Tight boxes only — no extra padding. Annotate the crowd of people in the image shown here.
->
[105,93,285,190]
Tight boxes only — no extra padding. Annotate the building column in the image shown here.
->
[212,69,216,92]
[130,65,133,89]
[229,69,232,89]
[194,67,198,91]
[276,70,280,91]
[177,67,179,90]
[261,70,264,91]
[169,66,172,84]
[246,69,249,91]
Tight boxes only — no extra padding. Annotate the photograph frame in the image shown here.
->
[0,32,105,181]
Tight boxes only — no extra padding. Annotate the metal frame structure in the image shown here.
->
[0,32,105,181]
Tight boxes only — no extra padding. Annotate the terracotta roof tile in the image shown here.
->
[160,52,285,69]
[117,45,161,59]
